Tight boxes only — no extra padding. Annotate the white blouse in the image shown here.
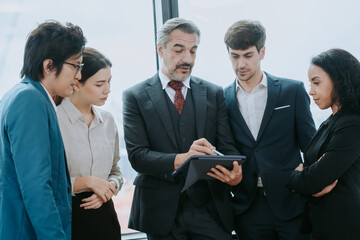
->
[57,98,123,195]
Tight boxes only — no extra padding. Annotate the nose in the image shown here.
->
[238,57,246,68]
[75,70,82,81]
[309,85,314,96]
[104,83,111,94]
[182,51,194,64]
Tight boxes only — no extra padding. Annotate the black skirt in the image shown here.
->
[72,192,121,240]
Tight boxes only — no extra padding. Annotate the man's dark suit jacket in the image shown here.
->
[287,109,360,240]
[123,73,239,236]
[224,72,316,220]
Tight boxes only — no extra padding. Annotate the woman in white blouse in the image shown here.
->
[56,47,123,239]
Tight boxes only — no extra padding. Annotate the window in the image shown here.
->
[0,0,156,234]
[178,0,360,126]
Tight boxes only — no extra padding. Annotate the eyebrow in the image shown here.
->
[230,50,254,56]
[96,77,112,83]
[173,43,198,49]
[310,76,320,81]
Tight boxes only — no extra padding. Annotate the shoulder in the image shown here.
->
[191,76,223,93]
[265,72,303,88]
[5,82,47,114]
[123,74,158,96]
[224,80,236,95]
[335,111,360,127]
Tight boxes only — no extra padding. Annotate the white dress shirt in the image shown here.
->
[159,70,191,102]
[57,98,123,195]
[236,73,268,187]
[236,73,268,140]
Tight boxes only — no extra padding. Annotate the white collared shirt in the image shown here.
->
[236,72,268,140]
[56,98,123,195]
[40,82,57,111]
[159,70,191,102]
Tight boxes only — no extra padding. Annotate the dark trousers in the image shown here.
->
[235,188,311,240]
[72,192,121,240]
[147,195,232,240]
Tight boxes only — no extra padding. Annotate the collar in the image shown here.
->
[159,70,191,90]
[40,82,57,111]
[236,71,267,93]
[60,97,104,125]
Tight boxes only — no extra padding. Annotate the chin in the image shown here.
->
[94,102,105,107]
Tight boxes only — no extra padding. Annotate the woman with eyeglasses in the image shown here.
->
[56,47,123,240]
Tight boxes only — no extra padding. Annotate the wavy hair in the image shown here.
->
[311,48,360,112]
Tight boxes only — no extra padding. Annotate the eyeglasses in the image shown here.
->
[63,61,84,74]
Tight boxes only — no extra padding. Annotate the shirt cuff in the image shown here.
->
[108,177,120,195]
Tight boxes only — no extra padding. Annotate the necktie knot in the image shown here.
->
[168,80,184,91]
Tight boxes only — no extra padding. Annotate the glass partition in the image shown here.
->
[0,0,156,234]
[178,0,360,126]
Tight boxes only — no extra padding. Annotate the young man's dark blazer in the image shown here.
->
[224,72,316,220]
[123,73,239,236]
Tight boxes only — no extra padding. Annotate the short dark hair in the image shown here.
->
[79,47,112,84]
[20,20,87,81]
[224,20,266,52]
[311,48,360,112]
[157,18,200,47]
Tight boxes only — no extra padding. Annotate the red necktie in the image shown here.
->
[168,80,185,114]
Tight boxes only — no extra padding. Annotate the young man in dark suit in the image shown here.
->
[123,18,242,240]
[223,20,316,240]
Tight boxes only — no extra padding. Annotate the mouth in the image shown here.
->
[100,97,108,101]
[238,70,248,75]
[177,64,192,72]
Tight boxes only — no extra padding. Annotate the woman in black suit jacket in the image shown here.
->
[287,48,360,240]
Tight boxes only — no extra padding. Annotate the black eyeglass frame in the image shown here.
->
[63,61,84,74]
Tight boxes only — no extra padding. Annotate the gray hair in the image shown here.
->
[157,18,201,47]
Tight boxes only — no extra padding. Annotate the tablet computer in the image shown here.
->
[172,155,246,191]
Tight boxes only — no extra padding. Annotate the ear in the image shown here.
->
[260,47,266,60]
[157,43,164,58]
[43,59,54,75]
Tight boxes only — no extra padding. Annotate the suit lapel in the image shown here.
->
[190,77,207,138]
[146,74,177,147]
[257,73,280,141]
[228,80,255,141]
[305,113,338,165]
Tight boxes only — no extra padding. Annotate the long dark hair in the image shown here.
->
[311,48,360,112]
[79,47,112,84]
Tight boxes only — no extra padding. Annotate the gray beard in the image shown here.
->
[168,71,190,82]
